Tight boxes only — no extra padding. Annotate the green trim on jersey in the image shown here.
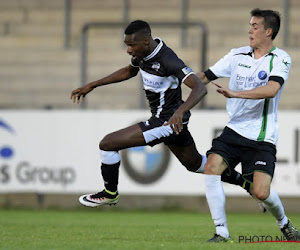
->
[258,98,270,141]
[269,47,276,71]
[257,47,276,141]
[269,46,276,53]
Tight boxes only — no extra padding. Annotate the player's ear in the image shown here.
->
[266,28,273,38]
[144,36,150,45]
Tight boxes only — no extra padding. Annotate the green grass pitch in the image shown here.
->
[0,209,299,249]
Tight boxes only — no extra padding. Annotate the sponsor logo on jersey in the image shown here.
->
[182,66,193,75]
[258,71,267,80]
[238,63,251,68]
[236,74,266,89]
[255,161,267,166]
[151,62,160,72]
[142,77,163,88]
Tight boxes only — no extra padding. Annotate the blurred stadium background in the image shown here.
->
[0,0,299,213]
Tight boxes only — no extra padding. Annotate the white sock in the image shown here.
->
[99,150,120,164]
[263,189,288,228]
[195,155,207,173]
[205,175,229,238]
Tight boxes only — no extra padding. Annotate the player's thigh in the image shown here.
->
[165,124,201,170]
[241,142,276,184]
[205,128,241,175]
[100,124,146,151]
[167,143,202,171]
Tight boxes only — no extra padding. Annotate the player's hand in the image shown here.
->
[70,85,93,104]
[212,82,236,98]
[165,111,183,135]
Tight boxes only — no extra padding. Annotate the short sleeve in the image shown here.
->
[270,54,291,83]
[209,49,235,78]
[164,53,194,83]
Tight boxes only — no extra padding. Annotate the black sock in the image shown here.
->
[243,181,251,194]
[221,169,242,186]
[221,169,251,193]
[101,162,120,192]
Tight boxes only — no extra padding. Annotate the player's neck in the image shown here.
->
[253,42,274,59]
[148,39,159,54]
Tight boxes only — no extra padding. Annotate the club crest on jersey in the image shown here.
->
[151,62,160,72]
[258,71,267,80]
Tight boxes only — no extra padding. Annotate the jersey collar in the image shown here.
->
[266,46,276,56]
[143,37,163,61]
[247,46,277,58]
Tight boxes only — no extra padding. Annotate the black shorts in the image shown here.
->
[138,116,194,147]
[207,127,277,182]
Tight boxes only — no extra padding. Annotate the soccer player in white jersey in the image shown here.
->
[70,20,251,209]
[197,8,299,242]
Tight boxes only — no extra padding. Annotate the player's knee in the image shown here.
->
[204,157,227,175]
[99,135,114,151]
[180,156,201,172]
[184,161,199,172]
[204,162,219,175]
[253,188,270,201]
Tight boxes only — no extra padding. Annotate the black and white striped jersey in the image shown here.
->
[131,38,195,122]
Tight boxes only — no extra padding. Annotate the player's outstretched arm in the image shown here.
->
[182,74,207,110]
[71,65,139,104]
[196,72,211,85]
[212,80,281,99]
[166,74,207,134]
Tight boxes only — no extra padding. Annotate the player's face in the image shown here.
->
[248,16,272,49]
[124,34,149,62]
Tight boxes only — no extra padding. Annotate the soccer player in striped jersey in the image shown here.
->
[71,20,251,211]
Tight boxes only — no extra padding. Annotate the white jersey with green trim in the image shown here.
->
[209,46,291,145]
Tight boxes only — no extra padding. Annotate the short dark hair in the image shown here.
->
[251,8,281,40]
[124,20,151,38]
